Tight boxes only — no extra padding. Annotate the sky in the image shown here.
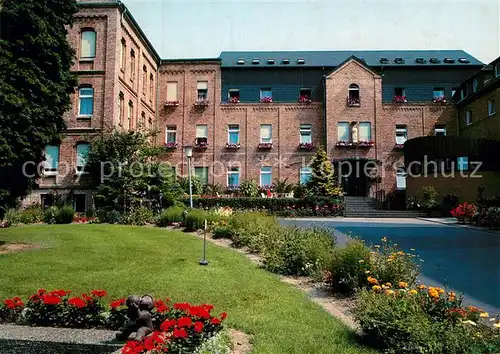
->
[122,0,500,64]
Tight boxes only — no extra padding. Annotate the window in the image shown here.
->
[197,81,208,101]
[260,124,272,143]
[196,124,208,138]
[297,58,305,65]
[237,58,245,65]
[148,117,153,130]
[299,88,311,98]
[457,157,469,171]
[434,125,446,136]
[166,82,178,101]
[396,168,406,190]
[120,39,126,70]
[76,143,90,172]
[260,166,272,187]
[465,110,472,126]
[80,30,96,59]
[394,87,405,96]
[267,58,275,65]
[300,124,312,144]
[194,167,209,185]
[433,87,445,99]
[78,87,94,116]
[228,89,240,101]
[142,66,147,93]
[149,74,154,102]
[359,122,371,141]
[260,88,272,100]
[41,194,54,209]
[252,58,260,65]
[337,122,350,141]
[118,92,124,124]
[228,124,239,144]
[395,125,407,144]
[472,78,478,92]
[348,84,360,101]
[73,194,86,213]
[44,145,59,174]
[140,112,146,128]
[128,101,133,129]
[166,125,176,143]
[488,99,496,116]
[227,167,240,187]
[300,167,312,185]
[130,50,135,82]
[496,63,500,77]
[451,87,458,100]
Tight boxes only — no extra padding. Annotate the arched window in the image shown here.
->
[80,29,96,59]
[140,111,146,128]
[120,39,126,70]
[149,74,154,102]
[118,92,124,124]
[128,101,133,130]
[348,84,360,106]
[78,86,94,116]
[142,65,147,93]
[130,50,136,82]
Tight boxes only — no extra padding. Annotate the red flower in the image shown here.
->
[211,317,221,325]
[201,304,214,312]
[154,299,169,313]
[160,319,177,332]
[37,289,46,295]
[56,290,69,297]
[173,302,191,311]
[188,306,211,319]
[91,289,107,298]
[68,297,86,309]
[177,316,192,328]
[219,312,227,321]
[42,295,61,305]
[4,299,16,310]
[110,298,126,309]
[194,321,204,333]
[173,328,188,339]
[82,293,93,302]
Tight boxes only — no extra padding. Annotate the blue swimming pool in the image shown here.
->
[280,219,500,314]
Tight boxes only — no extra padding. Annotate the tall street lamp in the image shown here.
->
[184,145,193,208]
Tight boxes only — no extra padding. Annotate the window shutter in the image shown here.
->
[167,82,177,101]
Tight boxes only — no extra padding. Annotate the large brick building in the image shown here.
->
[25,0,488,211]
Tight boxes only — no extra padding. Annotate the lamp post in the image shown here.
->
[184,146,193,208]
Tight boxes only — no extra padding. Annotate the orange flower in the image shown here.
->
[367,276,379,285]
[417,285,427,290]
[372,285,382,292]
[384,290,395,296]
[384,282,392,288]
[448,292,456,301]
[398,282,408,289]
[428,288,440,298]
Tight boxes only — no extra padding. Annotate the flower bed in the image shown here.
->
[433,96,447,103]
[194,100,209,107]
[393,143,405,150]
[0,289,227,354]
[227,97,240,104]
[450,202,477,223]
[194,142,209,150]
[346,97,360,106]
[335,141,354,148]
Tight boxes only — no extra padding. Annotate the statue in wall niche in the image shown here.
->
[116,294,154,341]
[351,126,358,143]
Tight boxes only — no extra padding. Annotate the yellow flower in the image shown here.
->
[494,323,500,329]
[381,285,389,290]
[480,312,489,318]
[384,290,395,296]
[398,282,408,289]
[436,287,445,294]
[447,292,456,300]
[367,276,379,285]
[372,285,382,292]
[409,290,418,295]
[384,282,392,288]
[374,245,380,248]
[428,288,440,298]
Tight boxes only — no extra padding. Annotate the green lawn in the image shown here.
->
[0,224,376,354]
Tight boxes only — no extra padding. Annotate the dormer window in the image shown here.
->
[252,58,260,65]
[444,58,455,63]
[237,58,245,65]
[347,84,360,106]
[297,58,305,65]
[282,59,290,65]
[458,58,470,63]
[415,57,426,64]
[495,63,500,77]
[358,57,365,62]
[429,57,440,64]
[380,58,389,64]
[267,59,275,65]
[394,57,405,64]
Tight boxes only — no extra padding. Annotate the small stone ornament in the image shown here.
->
[116,294,154,341]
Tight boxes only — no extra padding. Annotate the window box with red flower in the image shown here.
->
[227,97,240,104]
[394,143,405,150]
[260,96,273,103]
[165,142,179,150]
[335,140,354,148]
[347,97,361,106]
[225,142,240,150]
[298,142,314,150]
[164,100,179,107]
[433,96,447,103]
[258,142,273,149]
[194,142,209,150]
[194,99,209,108]
[393,96,407,103]
[298,96,312,104]
[358,140,375,148]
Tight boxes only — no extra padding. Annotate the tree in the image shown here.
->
[0,0,78,214]
[307,146,342,197]
[85,130,182,212]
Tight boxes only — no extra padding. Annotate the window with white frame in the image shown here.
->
[300,124,312,144]
[395,125,407,144]
[167,82,178,101]
[300,167,312,185]
[196,124,208,138]
[120,39,126,70]
[359,122,371,141]
[194,167,209,185]
[197,81,208,101]
[76,143,90,172]
[78,87,94,116]
[465,110,472,125]
[348,84,360,101]
[130,50,135,82]
[80,30,96,59]
[337,122,350,141]
[496,63,500,77]
[227,167,240,187]
[472,78,478,92]
[396,168,407,190]
[434,125,446,136]
[260,88,272,100]
[166,125,177,143]
[228,124,239,144]
[488,98,496,116]
[260,124,272,143]
[260,166,272,187]
[44,145,59,174]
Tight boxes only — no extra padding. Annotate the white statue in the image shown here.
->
[352,126,358,143]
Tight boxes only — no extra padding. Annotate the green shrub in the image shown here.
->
[228,212,280,251]
[54,206,75,224]
[420,186,440,210]
[328,239,372,294]
[212,226,234,240]
[122,207,154,226]
[43,206,59,224]
[184,209,212,232]
[2,209,18,227]
[178,176,204,195]
[156,206,185,227]
[96,209,123,224]
[17,204,43,224]
[238,180,259,197]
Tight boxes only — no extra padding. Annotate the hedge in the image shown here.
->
[182,197,345,216]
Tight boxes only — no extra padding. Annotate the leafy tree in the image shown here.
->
[85,131,182,212]
[0,0,78,215]
[307,146,342,197]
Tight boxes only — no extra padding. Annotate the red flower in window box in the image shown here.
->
[393,95,407,103]
[298,95,312,104]
[347,97,361,106]
[258,142,273,149]
[394,143,405,150]
[260,96,273,103]
[194,99,209,107]
[165,142,179,150]
[227,97,240,103]
[433,96,447,103]
[194,142,208,150]
[298,142,314,150]
[164,100,179,107]
[335,140,354,147]
[358,140,375,147]
[225,142,240,149]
